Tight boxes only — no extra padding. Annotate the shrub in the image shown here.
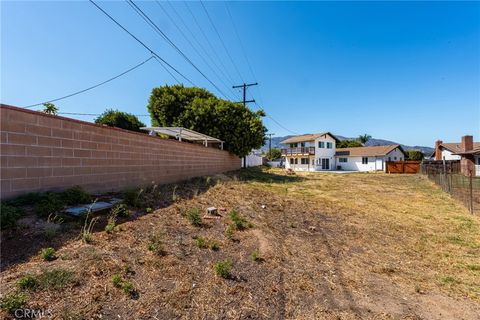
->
[113,204,129,218]
[111,274,122,288]
[4,192,43,207]
[229,210,251,231]
[186,208,202,227]
[44,227,57,240]
[123,189,142,208]
[148,234,164,255]
[40,247,56,261]
[251,250,260,262]
[146,207,153,214]
[225,224,235,240]
[195,236,207,249]
[94,109,146,132]
[61,186,91,205]
[122,281,135,296]
[0,293,27,314]
[17,275,39,291]
[81,210,98,244]
[208,240,220,251]
[0,203,23,229]
[214,259,233,279]
[105,209,118,233]
[36,269,76,290]
[36,193,65,218]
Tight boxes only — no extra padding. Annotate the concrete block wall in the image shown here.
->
[0,104,241,199]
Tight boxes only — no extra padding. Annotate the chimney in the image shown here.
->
[435,140,443,161]
[461,135,473,152]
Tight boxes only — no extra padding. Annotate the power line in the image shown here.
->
[253,101,299,135]
[89,0,195,86]
[183,1,237,87]
[24,56,155,109]
[225,2,266,107]
[154,0,237,101]
[125,0,230,99]
[199,0,244,83]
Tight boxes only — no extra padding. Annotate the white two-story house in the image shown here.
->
[281,132,406,172]
[281,132,339,171]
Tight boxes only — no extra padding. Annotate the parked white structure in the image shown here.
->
[242,151,263,168]
[281,132,405,172]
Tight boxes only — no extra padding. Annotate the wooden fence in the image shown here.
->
[385,161,421,174]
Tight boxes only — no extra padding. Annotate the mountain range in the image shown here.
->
[261,134,434,155]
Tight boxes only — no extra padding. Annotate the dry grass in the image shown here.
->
[1,167,479,319]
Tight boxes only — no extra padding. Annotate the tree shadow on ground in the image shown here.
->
[231,166,305,184]
[0,175,221,271]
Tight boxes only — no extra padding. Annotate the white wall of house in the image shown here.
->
[335,148,405,172]
[313,135,336,170]
[441,149,461,160]
[285,156,315,171]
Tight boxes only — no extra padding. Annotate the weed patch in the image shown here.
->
[40,247,56,261]
[214,259,233,279]
[186,208,202,227]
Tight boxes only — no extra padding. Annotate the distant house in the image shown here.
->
[280,132,405,172]
[335,145,405,171]
[433,139,480,161]
[447,135,480,176]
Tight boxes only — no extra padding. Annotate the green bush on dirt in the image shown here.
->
[40,247,56,261]
[17,275,39,291]
[0,203,23,229]
[186,208,202,227]
[214,259,233,279]
[35,193,65,218]
[148,234,165,256]
[229,210,252,230]
[61,186,91,205]
[0,293,27,314]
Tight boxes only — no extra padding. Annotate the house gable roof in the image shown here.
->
[281,132,340,144]
[335,145,404,157]
[440,142,480,154]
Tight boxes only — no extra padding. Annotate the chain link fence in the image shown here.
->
[422,160,479,214]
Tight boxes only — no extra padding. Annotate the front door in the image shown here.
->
[321,158,330,170]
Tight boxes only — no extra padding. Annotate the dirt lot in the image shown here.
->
[1,168,479,319]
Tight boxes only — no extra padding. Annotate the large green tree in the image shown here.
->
[147,85,266,157]
[265,148,282,160]
[405,150,424,161]
[337,140,363,148]
[95,109,146,132]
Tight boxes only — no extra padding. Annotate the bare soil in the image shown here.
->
[1,168,479,319]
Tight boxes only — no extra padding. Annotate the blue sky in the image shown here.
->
[2,1,479,146]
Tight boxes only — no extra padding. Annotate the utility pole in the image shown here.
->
[267,133,275,154]
[233,82,258,107]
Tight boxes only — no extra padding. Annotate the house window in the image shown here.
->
[301,158,309,165]
[477,158,480,165]
[339,157,347,163]
[362,157,368,164]
[290,158,294,165]
[394,157,397,160]
[290,143,298,148]
[326,142,332,149]
[300,142,305,147]
[388,157,391,162]
[318,141,325,148]
[295,158,298,164]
